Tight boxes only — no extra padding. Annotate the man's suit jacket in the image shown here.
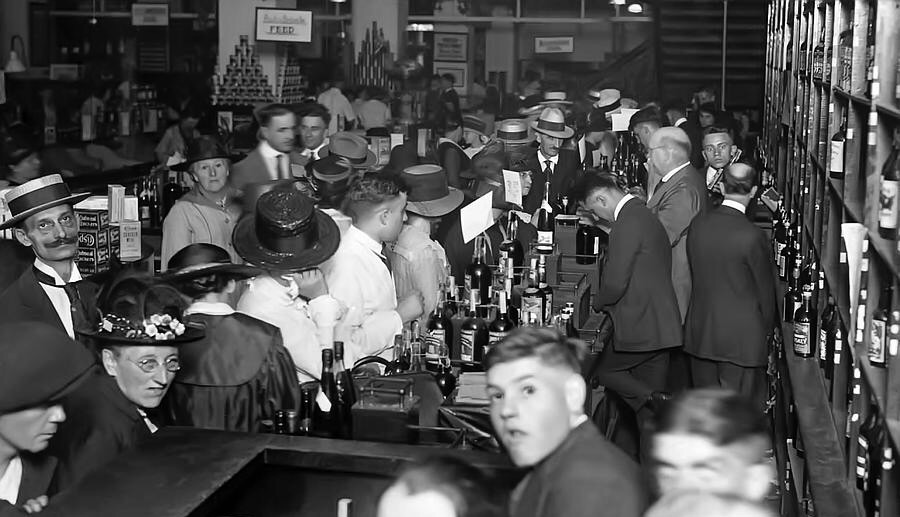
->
[686,204,777,367]
[0,453,57,516]
[0,267,97,338]
[647,164,708,322]
[509,421,648,517]
[230,146,305,191]
[0,240,32,293]
[522,149,582,216]
[594,198,682,352]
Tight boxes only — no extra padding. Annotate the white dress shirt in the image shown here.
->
[537,150,560,174]
[184,301,235,316]
[674,117,688,127]
[317,87,357,136]
[321,225,403,361]
[721,199,747,214]
[301,139,329,162]
[388,220,449,328]
[613,193,636,221]
[0,456,22,504]
[706,166,719,186]
[34,258,81,339]
[258,140,287,180]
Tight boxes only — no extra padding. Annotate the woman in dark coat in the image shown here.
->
[162,243,301,432]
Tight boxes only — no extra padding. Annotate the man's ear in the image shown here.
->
[13,228,32,248]
[224,279,237,295]
[101,349,119,377]
[563,372,587,415]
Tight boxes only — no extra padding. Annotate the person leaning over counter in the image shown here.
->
[160,136,242,270]
[0,323,94,517]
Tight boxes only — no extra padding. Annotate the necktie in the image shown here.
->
[33,266,87,331]
[378,246,392,275]
[276,154,290,180]
[544,159,552,177]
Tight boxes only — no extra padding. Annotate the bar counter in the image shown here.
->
[43,428,522,517]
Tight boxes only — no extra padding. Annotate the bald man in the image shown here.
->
[685,164,776,413]
[646,127,708,323]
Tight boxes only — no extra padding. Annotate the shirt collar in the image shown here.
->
[347,225,384,255]
[258,140,282,159]
[661,162,690,183]
[675,117,687,127]
[614,193,636,221]
[184,301,235,316]
[721,199,747,214]
[537,150,560,166]
[34,258,81,285]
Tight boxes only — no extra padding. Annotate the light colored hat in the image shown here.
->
[0,174,91,230]
[539,90,572,106]
[593,88,622,110]
[496,119,532,145]
[531,107,574,139]
[402,164,464,217]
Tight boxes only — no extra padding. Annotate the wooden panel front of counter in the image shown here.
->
[43,428,521,517]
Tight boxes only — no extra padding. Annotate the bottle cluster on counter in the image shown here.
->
[77,83,164,144]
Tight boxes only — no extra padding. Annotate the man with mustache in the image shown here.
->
[521,107,581,216]
[0,175,96,341]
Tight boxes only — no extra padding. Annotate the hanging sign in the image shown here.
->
[534,36,574,54]
[255,8,313,43]
[132,3,169,26]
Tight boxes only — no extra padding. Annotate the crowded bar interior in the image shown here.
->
[0,0,899,516]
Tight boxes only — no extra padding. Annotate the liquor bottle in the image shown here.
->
[393,334,410,373]
[409,321,425,372]
[865,0,877,97]
[793,291,813,358]
[829,116,846,179]
[459,290,487,363]
[856,403,879,493]
[774,210,788,265]
[879,137,900,240]
[784,272,802,323]
[779,226,795,281]
[869,284,891,367]
[445,274,459,317]
[435,342,456,397]
[521,258,544,327]
[333,341,354,439]
[813,22,825,79]
[138,179,152,228]
[576,222,599,265]
[798,32,808,75]
[298,387,313,436]
[597,155,610,173]
[465,233,492,318]
[162,170,183,220]
[313,349,339,438]
[148,177,160,227]
[498,213,524,284]
[488,291,515,355]
[839,30,853,89]
[819,295,837,381]
[426,288,453,358]
[538,256,554,325]
[535,180,555,254]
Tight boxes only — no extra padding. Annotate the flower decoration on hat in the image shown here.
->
[100,312,187,341]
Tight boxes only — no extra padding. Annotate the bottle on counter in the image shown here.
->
[535,180,555,254]
[459,289,487,364]
[426,287,453,358]
[793,291,813,358]
[538,256,554,326]
[444,273,459,318]
[488,290,515,356]
[869,284,891,367]
[779,226,795,281]
[298,387,313,436]
[521,258,544,327]
[773,209,788,265]
[499,212,524,285]
[409,321,425,372]
[333,341,354,439]
[576,222,601,265]
[138,179,152,228]
[784,267,802,324]
[465,233,492,318]
[313,349,339,438]
[162,170,183,220]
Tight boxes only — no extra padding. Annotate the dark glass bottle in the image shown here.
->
[538,256,554,325]
[138,179,151,228]
[779,226,795,281]
[465,233,492,318]
[829,116,846,179]
[774,209,788,264]
[488,291,515,356]
[333,341,355,439]
[162,170,183,219]
[498,212,524,285]
[784,273,802,323]
[535,180,555,254]
[521,258,544,327]
[298,387,313,436]
[878,133,900,239]
[427,288,453,358]
[819,295,837,382]
[576,223,599,265]
[793,291,814,358]
[459,290,487,363]
[312,349,339,438]
[869,285,891,367]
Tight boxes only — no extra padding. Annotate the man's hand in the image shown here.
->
[397,292,425,323]
[21,496,48,514]
[294,269,328,300]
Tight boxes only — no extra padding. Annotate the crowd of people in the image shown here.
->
[0,76,778,517]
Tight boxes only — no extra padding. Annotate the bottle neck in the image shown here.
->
[498,291,508,315]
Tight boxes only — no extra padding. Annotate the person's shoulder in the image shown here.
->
[230,312,281,337]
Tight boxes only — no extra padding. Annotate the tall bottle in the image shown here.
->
[538,256,554,325]
[498,212,524,284]
[313,349,339,438]
[445,274,459,318]
[865,0,877,96]
[333,341,354,439]
[459,290,487,363]
[784,268,802,323]
[773,210,788,265]
[488,291,515,355]
[535,180,555,254]
[879,131,900,239]
[138,179,152,228]
[521,258,544,327]
[819,295,837,382]
[576,222,600,265]
[793,291,813,358]
[162,170,183,219]
[779,226,795,281]
[465,233,492,318]
[426,288,453,358]
[409,321,425,372]
[869,284,891,367]
[829,115,846,179]
[298,387,313,436]
[812,21,826,79]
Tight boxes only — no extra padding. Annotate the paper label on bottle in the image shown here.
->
[522,295,544,327]
[425,329,445,357]
[829,141,845,173]
[879,180,899,229]
[793,322,811,355]
[316,390,332,412]
[819,328,829,361]
[847,128,854,140]
[869,320,886,364]
[489,330,508,347]
[537,230,553,245]
[459,329,475,362]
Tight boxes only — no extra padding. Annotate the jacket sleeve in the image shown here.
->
[655,183,703,247]
[594,216,640,310]
[260,328,303,422]
[749,228,778,333]
[160,203,193,271]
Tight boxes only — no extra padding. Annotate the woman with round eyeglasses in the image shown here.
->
[52,273,202,491]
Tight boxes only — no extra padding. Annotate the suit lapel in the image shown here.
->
[648,169,683,208]
[19,270,66,332]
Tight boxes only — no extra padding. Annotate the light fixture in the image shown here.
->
[5,35,26,73]
[627,2,643,14]
[610,0,626,5]
[330,0,347,3]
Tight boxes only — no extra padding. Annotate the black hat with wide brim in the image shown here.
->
[162,243,264,282]
[170,135,243,172]
[232,188,340,272]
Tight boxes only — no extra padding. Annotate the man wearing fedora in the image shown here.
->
[0,174,96,341]
[235,188,347,382]
[387,164,465,327]
[163,243,302,432]
[318,132,378,173]
[521,107,581,217]
[0,322,95,516]
[53,272,201,491]
[321,174,424,361]
[161,135,242,270]
[231,103,305,190]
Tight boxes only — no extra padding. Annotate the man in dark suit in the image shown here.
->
[580,173,682,426]
[646,127,708,323]
[686,164,776,413]
[231,103,305,190]
[0,175,97,341]
[485,327,649,517]
[521,107,581,216]
[436,73,462,138]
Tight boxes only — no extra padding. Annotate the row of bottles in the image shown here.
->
[137,171,189,229]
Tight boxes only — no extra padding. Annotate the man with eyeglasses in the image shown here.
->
[702,127,741,201]
[0,174,97,342]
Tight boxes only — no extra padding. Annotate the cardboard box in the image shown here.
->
[77,245,111,275]
[118,221,142,260]
[77,228,109,250]
[75,207,110,230]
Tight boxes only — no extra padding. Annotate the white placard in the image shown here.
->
[502,169,523,207]
[460,193,495,244]
[255,8,313,43]
[534,36,574,54]
[132,3,169,26]
[611,108,640,132]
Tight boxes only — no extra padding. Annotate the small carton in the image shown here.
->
[77,228,109,249]
[75,206,110,230]
[107,185,125,223]
[118,221,142,260]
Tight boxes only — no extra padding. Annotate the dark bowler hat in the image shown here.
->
[233,188,340,272]
[531,107,574,139]
[629,105,668,131]
[163,243,263,283]
[0,322,95,412]
[0,174,91,231]
[79,272,204,344]
[170,135,242,172]
[402,164,464,218]
[586,114,613,133]
[319,132,377,169]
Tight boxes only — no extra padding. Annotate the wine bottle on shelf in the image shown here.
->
[521,258,544,327]
[829,116,846,179]
[856,403,878,494]
[332,341,354,439]
[138,179,151,228]
[538,256,554,326]
[459,290,487,364]
[869,284,891,367]
[819,295,837,382]
[793,291,814,358]
[865,0,877,97]
[878,135,900,240]
[488,291,515,356]
[312,349,338,438]
[426,288,453,358]
[465,234,492,318]
[774,209,788,265]
[499,212,524,285]
[812,22,825,79]
[784,269,802,323]
[535,180,555,254]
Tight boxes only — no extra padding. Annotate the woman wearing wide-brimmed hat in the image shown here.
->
[160,135,242,271]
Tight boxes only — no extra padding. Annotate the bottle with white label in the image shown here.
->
[829,115,846,178]
[869,285,891,367]
[488,291,515,356]
[793,291,813,357]
[535,179,554,253]
[879,133,900,239]
[459,290,486,363]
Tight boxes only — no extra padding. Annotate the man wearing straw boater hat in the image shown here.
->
[0,174,95,340]
[387,164,464,327]
[521,107,581,217]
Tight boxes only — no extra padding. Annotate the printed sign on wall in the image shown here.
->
[255,8,313,43]
[534,36,574,54]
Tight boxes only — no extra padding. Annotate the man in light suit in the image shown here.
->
[646,127,708,323]
[230,104,304,190]
[686,164,776,413]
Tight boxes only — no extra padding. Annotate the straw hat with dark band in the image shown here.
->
[539,91,572,106]
[319,132,377,169]
[0,174,90,230]
[531,107,574,139]
[496,119,532,145]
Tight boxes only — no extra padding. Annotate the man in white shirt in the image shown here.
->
[0,174,94,340]
[297,103,332,165]
[317,79,357,137]
[321,174,424,361]
[231,104,305,190]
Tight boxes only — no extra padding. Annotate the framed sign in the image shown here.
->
[255,8,313,43]
[132,3,169,26]
[534,36,574,54]
[434,62,467,93]
[434,33,467,62]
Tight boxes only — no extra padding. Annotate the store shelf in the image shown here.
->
[827,176,864,223]
[865,233,900,283]
[875,102,900,123]
[833,87,872,107]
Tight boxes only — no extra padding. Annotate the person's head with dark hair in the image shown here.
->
[697,102,720,129]
[650,389,772,500]
[484,327,589,467]
[577,171,627,225]
[647,127,692,179]
[696,85,717,106]
[297,102,331,152]
[256,103,296,153]
[663,101,688,127]
[702,126,737,170]
[165,243,262,304]
[440,73,456,90]
[342,173,409,244]
[0,123,41,185]
[629,105,668,148]
[377,456,502,517]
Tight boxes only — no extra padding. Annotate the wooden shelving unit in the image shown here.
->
[765,0,900,515]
